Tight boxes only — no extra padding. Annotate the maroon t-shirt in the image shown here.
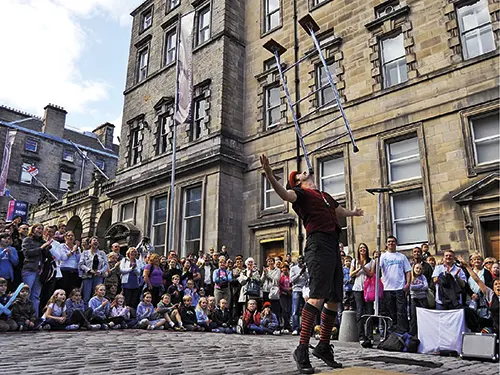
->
[292,187,340,236]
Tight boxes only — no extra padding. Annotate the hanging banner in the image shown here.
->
[0,130,17,196]
[174,11,195,125]
[7,200,28,223]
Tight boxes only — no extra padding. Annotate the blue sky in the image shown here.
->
[0,0,142,141]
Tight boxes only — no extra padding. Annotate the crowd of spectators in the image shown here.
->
[0,217,498,350]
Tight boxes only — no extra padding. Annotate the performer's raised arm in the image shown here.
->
[260,154,297,203]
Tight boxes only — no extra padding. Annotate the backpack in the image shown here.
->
[245,277,261,297]
[39,253,57,284]
[378,332,420,353]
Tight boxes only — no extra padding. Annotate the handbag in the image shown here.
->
[426,288,436,309]
[363,275,384,302]
[269,285,280,300]
[245,277,261,297]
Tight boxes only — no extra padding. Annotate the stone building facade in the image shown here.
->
[0,104,119,220]
[78,0,497,263]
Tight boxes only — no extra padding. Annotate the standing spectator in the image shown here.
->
[411,247,434,290]
[110,242,123,261]
[22,223,51,317]
[79,236,109,304]
[104,253,121,293]
[432,250,466,310]
[180,259,194,287]
[409,263,428,335]
[468,252,493,292]
[237,257,262,311]
[421,243,431,261]
[159,256,168,272]
[427,256,436,270]
[143,253,164,306]
[279,263,292,333]
[120,247,143,308]
[13,223,28,289]
[57,231,81,297]
[213,259,232,307]
[380,236,411,334]
[285,253,295,267]
[163,258,181,290]
[290,256,308,335]
[490,262,499,281]
[350,243,375,347]
[483,257,497,273]
[39,225,67,313]
[230,256,244,318]
[81,237,90,251]
[342,256,355,311]
[0,232,18,292]
[199,253,215,296]
[220,245,229,259]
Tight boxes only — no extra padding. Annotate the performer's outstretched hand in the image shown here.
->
[260,154,272,176]
[352,207,364,216]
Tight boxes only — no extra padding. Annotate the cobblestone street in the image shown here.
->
[2,331,498,375]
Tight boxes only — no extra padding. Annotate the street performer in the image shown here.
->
[260,155,363,374]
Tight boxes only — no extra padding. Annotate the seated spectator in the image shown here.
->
[458,255,499,334]
[242,299,264,334]
[0,232,19,292]
[260,302,281,335]
[212,298,233,333]
[88,284,110,330]
[183,279,200,307]
[195,297,217,332]
[409,263,428,335]
[432,250,466,310]
[109,294,132,329]
[380,236,411,334]
[156,293,184,331]
[65,288,94,330]
[136,291,166,330]
[342,256,355,311]
[11,284,35,331]
[179,295,202,331]
[167,274,184,305]
[207,295,216,319]
[39,289,67,331]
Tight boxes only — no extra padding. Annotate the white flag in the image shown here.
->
[174,11,195,125]
[0,130,17,196]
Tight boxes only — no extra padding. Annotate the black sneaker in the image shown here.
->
[293,344,314,374]
[312,342,343,369]
[361,339,373,348]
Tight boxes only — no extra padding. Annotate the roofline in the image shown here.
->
[0,121,119,159]
[0,105,42,120]
[130,0,153,16]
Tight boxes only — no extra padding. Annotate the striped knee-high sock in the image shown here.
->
[299,303,320,346]
[319,307,337,343]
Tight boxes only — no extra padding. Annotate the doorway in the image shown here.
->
[261,239,284,263]
[481,218,500,260]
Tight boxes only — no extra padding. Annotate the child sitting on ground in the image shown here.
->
[88,284,110,330]
[136,291,166,330]
[167,274,184,305]
[156,293,184,331]
[183,279,200,307]
[11,284,36,331]
[212,298,233,334]
[179,295,203,331]
[109,294,133,329]
[65,288,95,330]
[260,301,281,335]
[41,289,68,330]
[195,297,218,332]
[0,278,17,332]
[242,299,264,334]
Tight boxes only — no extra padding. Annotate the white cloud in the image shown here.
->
[0,0,138,118]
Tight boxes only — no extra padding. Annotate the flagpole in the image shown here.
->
[70,141,109,180]
[23,167,59,201]
[167,20,182,254]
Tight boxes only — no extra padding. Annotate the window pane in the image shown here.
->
[389,138,419,160]
[476,140,500,164]
[268,0,280,12]
[322,175,345,195]
[153,224,166,247]
[185,240,200,255]
[60,172,71,190]
[269,87,280,106]
[122,203,134,221]
[187,186,202,202]
[322,158,343,176]
[393,190,425,219]
[473,114,500,139]
[269,11,280,29]
[395,218,427,245]
[390,159,421,181]
[382,33,404,62]
[186,217,201,240]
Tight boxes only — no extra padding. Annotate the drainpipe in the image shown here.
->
[293,0,304,254]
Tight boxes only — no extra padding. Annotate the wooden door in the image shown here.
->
[262,240,284,262]
[483,220,500,260]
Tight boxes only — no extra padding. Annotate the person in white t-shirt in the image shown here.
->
[379,236,411,334]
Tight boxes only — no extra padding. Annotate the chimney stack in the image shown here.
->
[43,104,67,138]
[92,122,115,150]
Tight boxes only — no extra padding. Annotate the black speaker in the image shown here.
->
[461,332,498,362]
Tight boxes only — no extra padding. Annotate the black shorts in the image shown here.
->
[304,232,343,302]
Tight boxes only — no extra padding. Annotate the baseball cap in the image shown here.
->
[288,170,299,189]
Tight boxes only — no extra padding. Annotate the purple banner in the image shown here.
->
[174,11,195,125]
[0,130,16,196]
